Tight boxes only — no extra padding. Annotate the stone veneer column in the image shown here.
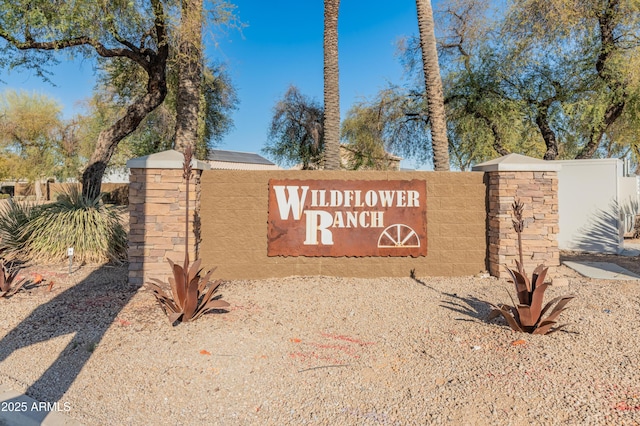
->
[473,154,562,278]
[126,150,210,285]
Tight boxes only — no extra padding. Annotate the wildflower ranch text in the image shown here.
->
[267,179,427,257]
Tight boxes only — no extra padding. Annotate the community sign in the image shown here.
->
[267,179,427,257]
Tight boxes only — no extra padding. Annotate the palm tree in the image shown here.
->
[415,0,450,171]
[323,0,341,170]
[174,0,204,155]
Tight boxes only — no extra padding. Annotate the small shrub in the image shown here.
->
[22,186,127,263]
[488,199,574,335]
[147,146,229,324]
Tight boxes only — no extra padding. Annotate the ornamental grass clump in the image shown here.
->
[147,146,230,324]
[21,186,127,263]
[0,199,38,260]
[488,199,575,335]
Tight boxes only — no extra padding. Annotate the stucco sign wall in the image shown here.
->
[267,179,427,257]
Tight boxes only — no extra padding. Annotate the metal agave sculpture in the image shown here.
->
[146,146,230,324]
[0,260,28,298]
[488,200,574,335]
[147,260,229,324]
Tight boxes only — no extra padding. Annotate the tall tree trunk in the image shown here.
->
[535,102,559,160]
[82,49,168,200]
[174,0,204,154]
[415,0,450,171]
[323,0,341,170]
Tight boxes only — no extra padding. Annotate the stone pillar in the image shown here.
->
[473,154,561,278]
[126,150,210,286]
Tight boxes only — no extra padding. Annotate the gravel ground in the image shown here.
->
[0,255,639,425]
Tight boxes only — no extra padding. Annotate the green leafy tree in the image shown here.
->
[341,102,401,170]
[343,88,436,167]
[415,0,544,165]
[366,0,640,168]
[505,0,640,159]
[0,90,78,199]
[0,0,170,199]
[436,0,529,161]
[74,2,238,163]
[86,58,237,164]
[263,86,324,170]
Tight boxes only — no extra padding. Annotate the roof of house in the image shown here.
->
[206,149,281,170]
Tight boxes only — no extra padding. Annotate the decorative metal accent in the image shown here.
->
[488,199,575,335]
[0,260,28,298]
[146,146,230,324]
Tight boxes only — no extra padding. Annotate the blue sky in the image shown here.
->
[0,1,428,167]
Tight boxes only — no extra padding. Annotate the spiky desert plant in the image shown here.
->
[488,199,574,335]
[146,146,230,324]
[0,260,28,298]
[20,186,127,263]
[0,199,39,260]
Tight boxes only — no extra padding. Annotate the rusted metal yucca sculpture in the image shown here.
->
[0,260,28,298]
[488,199,574,335]
[147,146,230,324]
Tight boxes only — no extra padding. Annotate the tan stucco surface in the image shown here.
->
[199,170,487,279]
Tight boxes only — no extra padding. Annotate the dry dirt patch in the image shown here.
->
[0,259,638,425]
